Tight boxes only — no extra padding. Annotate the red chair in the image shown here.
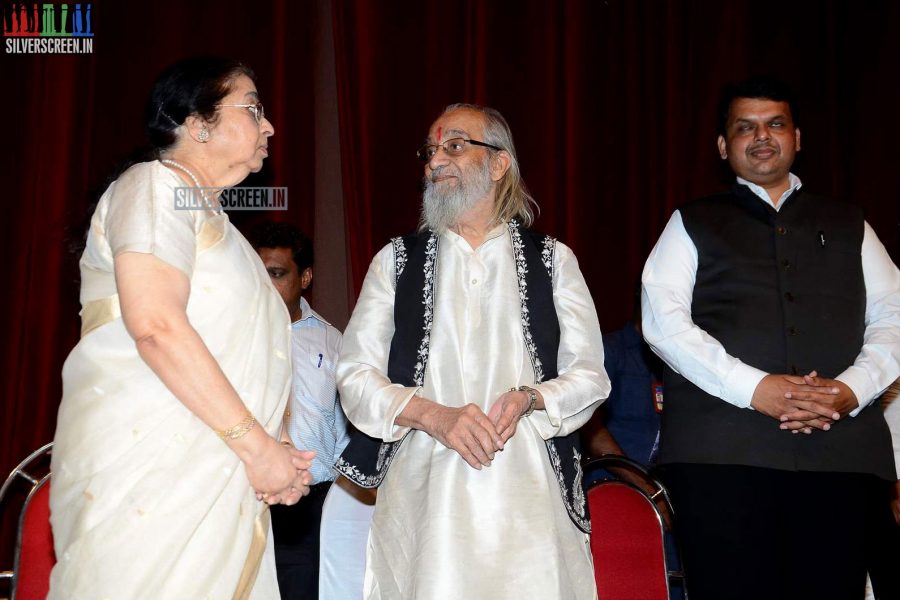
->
[0,442,56,600]
[585,455,686,600]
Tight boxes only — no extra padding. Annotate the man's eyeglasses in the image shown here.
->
[216,102,265,124]
[416,137,503,162]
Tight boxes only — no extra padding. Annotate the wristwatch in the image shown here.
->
[517,385,538,418]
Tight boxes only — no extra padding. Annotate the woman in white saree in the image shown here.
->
[49,58,314,599]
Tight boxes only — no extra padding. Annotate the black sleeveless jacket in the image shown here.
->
[659,185,895,480]
[336,220,592,532]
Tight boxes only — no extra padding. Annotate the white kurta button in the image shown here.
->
[471,279,478,285]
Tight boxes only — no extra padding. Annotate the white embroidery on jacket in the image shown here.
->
[509,221,588,532]
[541,235,555,276]
[413,233,438,386]
[391,236,408,283]
[508,220,544,383]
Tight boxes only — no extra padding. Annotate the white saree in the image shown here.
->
[338,225,610,600]
[49,161,290,599]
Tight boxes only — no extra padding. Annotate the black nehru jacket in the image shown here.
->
[658,184,895,481]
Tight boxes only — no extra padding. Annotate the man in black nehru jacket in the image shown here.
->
[641,77,900,599]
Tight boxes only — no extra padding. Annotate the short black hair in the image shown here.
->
[717,77,799,136]
[250,221,314,272]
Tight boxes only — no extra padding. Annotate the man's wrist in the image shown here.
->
[399,395,446,433]
[834,368,871,414]
[730,364,769,409]
[516,386,537,417]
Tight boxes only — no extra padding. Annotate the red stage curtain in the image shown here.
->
[331,0,899,318]
[0,0,319,567]
[2,0,899,571]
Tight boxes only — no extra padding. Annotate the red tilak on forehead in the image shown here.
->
[436,126,442,143]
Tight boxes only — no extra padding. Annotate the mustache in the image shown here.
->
[427,165,460,184]
[748,141,777,152]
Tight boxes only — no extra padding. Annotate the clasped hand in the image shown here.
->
[750,370,859,434]
[425,390,531,470]
[244,437,316,506]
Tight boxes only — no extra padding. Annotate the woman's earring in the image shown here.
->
[198,127,210,142]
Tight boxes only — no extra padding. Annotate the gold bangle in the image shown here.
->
[217,412,257,440]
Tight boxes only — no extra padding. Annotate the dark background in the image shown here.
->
[1,0,898,566]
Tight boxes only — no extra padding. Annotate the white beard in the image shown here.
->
[421,157,493,233]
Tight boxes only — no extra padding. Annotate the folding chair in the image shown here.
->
[0,442,55,600]
[585,454,686,600]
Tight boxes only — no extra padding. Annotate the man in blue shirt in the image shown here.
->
[253,221,348,600]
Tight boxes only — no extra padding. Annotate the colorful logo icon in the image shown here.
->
[3,3,94,53]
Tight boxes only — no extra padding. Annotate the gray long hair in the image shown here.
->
[442,103,538,227]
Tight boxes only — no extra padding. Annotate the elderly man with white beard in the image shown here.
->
[334,104,610,599]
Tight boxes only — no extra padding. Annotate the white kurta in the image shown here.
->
[338,225,609,599]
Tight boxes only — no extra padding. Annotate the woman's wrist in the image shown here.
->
[215,411,256,440]
[227,423,275,464]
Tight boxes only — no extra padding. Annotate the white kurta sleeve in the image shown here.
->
[529,242,611,439]
[336,244,420,442]
[836,222,900,414]
[641,210,768,408]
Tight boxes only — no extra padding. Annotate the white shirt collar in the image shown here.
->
[293,296,331,327]
[736,173,802,212]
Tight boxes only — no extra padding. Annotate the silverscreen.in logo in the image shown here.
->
[175,187,289,211]
[3,3,93,54]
